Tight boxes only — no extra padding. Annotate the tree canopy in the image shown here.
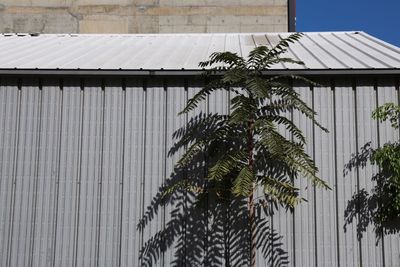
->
[138,33,329,266]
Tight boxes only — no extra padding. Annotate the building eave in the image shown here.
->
[0,68,399,78]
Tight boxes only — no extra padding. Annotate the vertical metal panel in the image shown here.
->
[314,84,338,267]
[293,85,316,267]
[273,204,294,267]
[31,80,62,267]
[10,80,41,267]
[0,78,19,267]
[164,79,186,265]
[53,79,81,267]
[334,81,360,267]
[143,79,166,267]
[186,83,207,265]
[0,76,399,267]
[273,93,295,267]
[355,82,383,267]
[120,80,145,267]
[377,80,400,266]
[207,87,230,267]
[75,79,103,267]
[98,81,125,267]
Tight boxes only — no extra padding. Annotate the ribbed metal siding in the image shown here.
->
[0,77,399,267]
[377,80,400,267]
[0,32,399,71]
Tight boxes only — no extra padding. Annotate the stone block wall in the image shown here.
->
[0,0,288,33]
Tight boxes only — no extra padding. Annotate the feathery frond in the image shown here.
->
[207,149,247,181]
[233,166,255,197]
[139,33,330,266]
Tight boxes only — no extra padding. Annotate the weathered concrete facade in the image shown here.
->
[0,0,289,33]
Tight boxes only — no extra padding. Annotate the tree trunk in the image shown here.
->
[247,121,256,267]
[248,192,256,267]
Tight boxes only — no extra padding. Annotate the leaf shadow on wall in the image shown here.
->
[343,141,400,242]
[137,112,291,267]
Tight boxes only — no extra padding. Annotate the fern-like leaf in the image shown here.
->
[233,166,255,197]
[262,176,302,208]
[207,149,248,181]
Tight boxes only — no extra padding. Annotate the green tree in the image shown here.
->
[139,33,329,266]
[345,103,400,238]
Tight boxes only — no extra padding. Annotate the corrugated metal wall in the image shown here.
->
[0,76,399,267]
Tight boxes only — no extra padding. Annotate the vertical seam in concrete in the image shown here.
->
[67,10,81,33]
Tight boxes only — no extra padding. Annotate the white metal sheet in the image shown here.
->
[0,77,398,266]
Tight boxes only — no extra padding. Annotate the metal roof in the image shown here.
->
[0,31,399,75]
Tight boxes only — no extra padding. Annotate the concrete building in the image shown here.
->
[0,0,295,34]
[0,32,399,266]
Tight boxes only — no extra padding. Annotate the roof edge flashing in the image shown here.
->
[0,68,399,77]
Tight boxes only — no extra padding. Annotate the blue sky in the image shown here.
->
[297,0,400,47]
